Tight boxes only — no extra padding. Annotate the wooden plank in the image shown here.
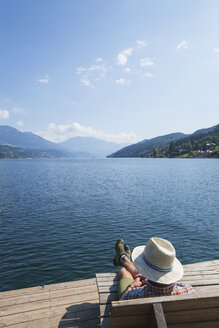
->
[98,285,118,293]
[180,279,219,286]
[95,280,118,287]
[183,260,219,269]
[96,273,118,278]
[100,303,111,317]
[59,317,100,328]
[56,303,100,320]
[165,307,219,324]
[110,313,149,328]
[56,306,100,325]
[0,285,98,309]
[49,291,99,307]
[99,292,117,305]
[0,291,50,308]
[0,299,50,317]
[109,314,219,328]
[1,300,100,327]
[0,285,49,299]
[0,290,98,316]
[0,277,101,328]
[182,274,219,280]
[150,303,168,328]
[184,269,219,274]
[0,278,96,299]
[110,306,219,328]
[111,286,219,316]
[183,272,219,276]
[97,276,119,283]
[1,318,51,328]
[4,316,100,328]
[100,316,110,328]
[0,307,49,326]
[168,321,219,328]
[49,278,97,290]
[49,284,98,299]
[49,299,99,316]
[14,304,99,327]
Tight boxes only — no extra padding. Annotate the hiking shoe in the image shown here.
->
[113,239,131,266]
[124,244,131,260]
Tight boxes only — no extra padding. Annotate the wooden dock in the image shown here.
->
[0,278,100,328]
[0,260,219,328]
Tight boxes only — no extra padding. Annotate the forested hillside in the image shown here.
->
[108,124,219,158]
[145,124,219,158]
[107,133,186,157]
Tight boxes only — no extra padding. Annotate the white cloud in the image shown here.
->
[80,76,94,87]
[96,57,103,62]
[37,74,50,83]
[116,78,125,84]
[38,122,139,144]
[4,99,11,103]
[76,64,109,74]
[213,48,219,52]
[87,65,104,72]
[76,61,110,87]
[145,73,155,78]
[17,120,23,127]
[76,67,87,74]
[116,48,133,65]
[177,40,189,50]
[115,78,130,85]
[124,67,131,72]
[12,107,28,115]
[140,58,154,67]
[0,109,9,119]
[137,40,147,47]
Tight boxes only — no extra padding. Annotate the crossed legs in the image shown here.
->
[118,256,139,279]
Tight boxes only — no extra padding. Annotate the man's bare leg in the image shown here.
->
[118,256,143,290]
[119,255,139,279]
[118,267,133,280]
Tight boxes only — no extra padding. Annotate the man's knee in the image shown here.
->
[119,267,129,279]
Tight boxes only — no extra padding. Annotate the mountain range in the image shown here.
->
[59,136,127,157]
[0,124,218,159]
[0,125,126,159]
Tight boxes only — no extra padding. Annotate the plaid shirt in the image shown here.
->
[121,280,195,300]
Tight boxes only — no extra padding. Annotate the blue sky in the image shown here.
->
[0,0,219,143]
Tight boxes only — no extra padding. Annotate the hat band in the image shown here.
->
[142,253,173,273]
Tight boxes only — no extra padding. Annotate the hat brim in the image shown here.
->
[132,246,184,284]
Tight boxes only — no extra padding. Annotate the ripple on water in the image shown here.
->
[0,158,218,291]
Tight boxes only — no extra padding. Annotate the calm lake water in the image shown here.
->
[0,158,218,291]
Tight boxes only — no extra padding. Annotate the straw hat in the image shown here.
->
[132,237,184,284]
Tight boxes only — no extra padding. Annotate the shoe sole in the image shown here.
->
[115,239,124,251]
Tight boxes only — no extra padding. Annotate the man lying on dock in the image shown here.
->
[113,237,195,300]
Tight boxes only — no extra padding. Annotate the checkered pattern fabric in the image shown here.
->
[121,280,195,300]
